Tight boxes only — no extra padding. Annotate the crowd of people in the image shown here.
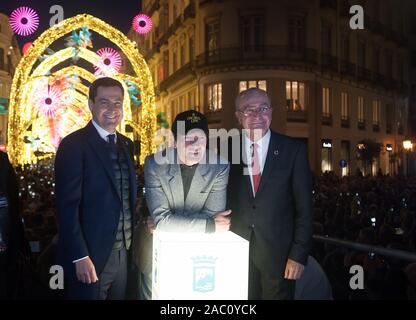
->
[311,171,416,299]
[1,160,413,299]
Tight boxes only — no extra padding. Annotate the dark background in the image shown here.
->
[0,0,142,48]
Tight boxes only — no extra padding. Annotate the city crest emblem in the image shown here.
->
[192,256,217,293]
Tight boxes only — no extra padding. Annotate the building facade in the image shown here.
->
[130,0,412,176]
[0,12,21,146]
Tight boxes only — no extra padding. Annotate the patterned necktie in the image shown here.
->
[107,134,116,145]
[251,143,261,195]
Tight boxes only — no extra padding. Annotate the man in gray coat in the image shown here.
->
[137,110,231,299]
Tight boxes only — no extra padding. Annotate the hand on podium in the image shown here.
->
[284,258,305,280]
[213,209,232,232]
[146,216,156,234]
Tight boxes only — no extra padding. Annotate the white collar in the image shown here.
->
[243,129,271,150]
[92,119,117,143]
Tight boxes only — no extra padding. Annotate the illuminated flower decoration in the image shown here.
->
[22,42,32,55]
[39,48,55,62]
[125,80,141,107]
[38,87,63,118]
[9,6,39,36]
[49,75,68,91]
[93,47,122,76]
[65,28,93,62]
[132,14,152,34]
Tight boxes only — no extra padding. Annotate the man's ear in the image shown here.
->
[88,99,94,112]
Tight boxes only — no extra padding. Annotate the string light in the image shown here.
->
[8,14,156,165]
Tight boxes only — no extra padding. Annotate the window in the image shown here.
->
[239,80,267,92]
[206,21,220,54]
[171,99,178,121]
[207,83,222,111]
[372,99,381,125]
[288,14,305,52]
[188,90,196,109]
[179,95,185,112]
[374,47,381,74]
[321,22,332,55]
[180,35,186,67]
[321,139,332,173]
[241,15,264,51]
[358,96,365,123]
[341,141,350,176]
[0,48,4,71]
[398,58,404,82]
[385,50,393,78]
[322,87,331,116]
[357,41,366,68]
[340,33,350,62]
[189,34,195,61]
[172,3,178,22]
[172,44,178,72]
[286,81,306,111]
[341,92,349,120]
[162,50,169,78]
[386,104,393,133]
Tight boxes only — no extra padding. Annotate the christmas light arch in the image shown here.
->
[8,14,156,165]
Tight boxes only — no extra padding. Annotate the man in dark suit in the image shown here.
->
[0,151,31,299]
[227,87,313,300]
[55,77,137,299]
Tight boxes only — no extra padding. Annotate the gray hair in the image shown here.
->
[235,87,271,111]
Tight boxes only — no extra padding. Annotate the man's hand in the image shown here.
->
[213,210,232,232]
[284,258,305,280]
[146,216,156,234]
[75,257,98,284]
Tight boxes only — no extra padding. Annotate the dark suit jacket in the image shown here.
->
[228,130,313,276]
[0,152,31,298]
[55,121,137,279]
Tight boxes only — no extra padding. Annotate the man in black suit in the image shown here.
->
[227,87,313,300]
[0,151,31,299]
[55,77,137,299]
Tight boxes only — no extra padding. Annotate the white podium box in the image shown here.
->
[152,230,249,300]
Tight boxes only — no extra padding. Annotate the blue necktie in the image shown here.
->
[107,134,116,145]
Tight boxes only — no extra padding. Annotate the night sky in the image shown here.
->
[0,0,142,48]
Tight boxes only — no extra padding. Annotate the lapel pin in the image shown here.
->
[274,150,279,156]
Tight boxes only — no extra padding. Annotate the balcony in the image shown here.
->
[159,62,195,92]
[145,0,160,17]
[358,120,366,130]
[183,1,196,20]
[322,113,332,126]
[340,60,356,77]
[321,53,338,72]
[373,123,380,132]
[398,124,404,135]
[195,46,318,70]
[287,110,308,123]
[320,0,337,10]
[371,20,384,36]
[158,13,184,47]
[341,118,350,128]
[357,66,372,82]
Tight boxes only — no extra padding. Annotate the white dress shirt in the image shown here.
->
[243,129,271,195]
[92,119,117,144]
[72,120,117,264]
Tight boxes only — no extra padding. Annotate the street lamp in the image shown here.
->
[403,140,413,176]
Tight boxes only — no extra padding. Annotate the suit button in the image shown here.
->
[252,205,257,209]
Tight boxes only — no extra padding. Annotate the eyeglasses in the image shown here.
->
[238,106,272,117]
